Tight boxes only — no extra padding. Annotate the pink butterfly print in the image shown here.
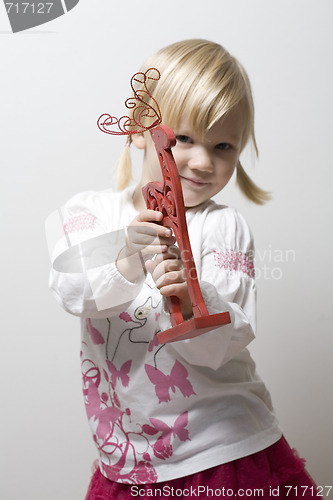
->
[84,379,122,438]
[106,360,132,388]
[94,404,122,439]
[145,360,195,403]
[86,318,105,345]
[148,330,159,352]
[144,411,190,446]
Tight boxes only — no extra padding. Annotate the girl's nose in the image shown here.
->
[188,145,214,172]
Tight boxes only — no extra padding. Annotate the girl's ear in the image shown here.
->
[132,133,146,150]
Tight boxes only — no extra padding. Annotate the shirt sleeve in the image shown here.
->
[48,190,145,319]
[161,206,256,369]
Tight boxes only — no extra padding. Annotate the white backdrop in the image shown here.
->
[1,1,332,498]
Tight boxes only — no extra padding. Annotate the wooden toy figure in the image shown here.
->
[98,69,231,343]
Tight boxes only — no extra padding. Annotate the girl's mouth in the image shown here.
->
[180,176,210,188]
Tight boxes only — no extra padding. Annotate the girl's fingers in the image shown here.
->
[140,244,168,257]
[129,231,172,247]
[135,234,176,247]
[130,210,175,243]
[145,259,157,274]
[150,258,184,284]
[155,271,185,290]
[128,224,165,240]
[158,283,187,298]
[135,210,163,223]
[127,225,175,257]
[153,246,181,265]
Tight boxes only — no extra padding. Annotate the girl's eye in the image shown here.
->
[216,143,231,151]
[176,135,192,144]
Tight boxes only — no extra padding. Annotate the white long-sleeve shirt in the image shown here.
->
[49,185,282,484]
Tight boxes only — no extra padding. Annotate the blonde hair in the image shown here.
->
[117,38,270,204]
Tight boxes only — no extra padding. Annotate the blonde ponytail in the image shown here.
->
[236,162,271,205]
[116,137,132,190]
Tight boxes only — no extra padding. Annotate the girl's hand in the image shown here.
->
[126,210,176,260]
[116,210,175,282]
[145,245,193,320]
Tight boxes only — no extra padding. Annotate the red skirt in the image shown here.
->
[85,436,317,500]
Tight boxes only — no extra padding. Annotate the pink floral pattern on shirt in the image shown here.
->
[63,213,96,233]
[213,249,255,278]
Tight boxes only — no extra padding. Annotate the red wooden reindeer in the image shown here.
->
[98,69,231,343]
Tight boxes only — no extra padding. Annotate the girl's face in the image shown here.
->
[134,105,244,209]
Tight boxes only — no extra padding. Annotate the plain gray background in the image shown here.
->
[1,0,332,498]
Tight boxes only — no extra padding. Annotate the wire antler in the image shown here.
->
[97,68,162,135]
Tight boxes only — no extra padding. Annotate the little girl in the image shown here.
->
[49,39,317,499]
